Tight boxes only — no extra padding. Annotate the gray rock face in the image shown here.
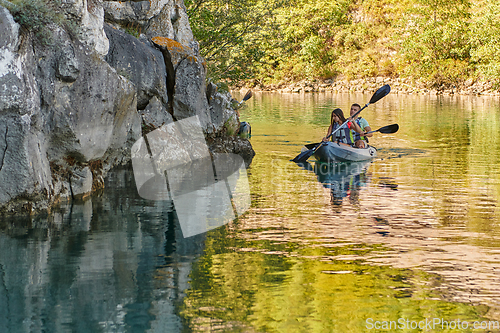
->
[0,7,141,213]
[104,24,168,109]
[206,82,239,135]
[42,40,141,165]
[146,0,195,47]
[70,167,93,198]
[0,7,50,211]
[103,0,170,25]
[141,96,174,130]
[173,56,212,131]
[0,1,253,215]
[61,0,110,56]
[102,1,139,24]
[207,136,256,168]
[55,43,80,82]
[151,36,220,132]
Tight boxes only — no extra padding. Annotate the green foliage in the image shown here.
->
[124,23,141,39]
[395,0,473,86]
[186,0,282,82]
[185,0,500,87]
[469,0,500,81]
[7,0,68,44]
[266,0,354,81]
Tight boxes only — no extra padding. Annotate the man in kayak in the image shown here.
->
[322,108,364,145]
[349,103,373,148]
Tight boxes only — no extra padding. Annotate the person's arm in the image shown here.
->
[363,125,373,137]
[359,119,372,137]
[323,124,333,141]
[348,119,363,134]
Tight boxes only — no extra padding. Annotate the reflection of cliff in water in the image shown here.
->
[0,167,203,332]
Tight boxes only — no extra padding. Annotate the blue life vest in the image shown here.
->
[332,123,353,144]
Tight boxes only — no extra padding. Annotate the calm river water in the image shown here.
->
[1,91,500,332]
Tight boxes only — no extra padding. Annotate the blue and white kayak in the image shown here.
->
[313,141,377,162]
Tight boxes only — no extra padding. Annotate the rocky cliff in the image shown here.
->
[0,0,253,214]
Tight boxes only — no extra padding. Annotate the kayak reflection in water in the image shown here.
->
[314,161,370,208]
[296,160,371,208]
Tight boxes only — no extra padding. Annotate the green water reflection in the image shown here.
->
[1,92,500,332]
[181,228,486,332]
[179,92,500,332]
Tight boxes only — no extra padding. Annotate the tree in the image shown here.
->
[185,0,287,82]
[395,0,472,86]
[469,0,500,82]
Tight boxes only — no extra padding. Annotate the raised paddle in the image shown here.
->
[292,84,391,163]
[303,123,399,149]
[234,90,253,116]
[238,90,253,106]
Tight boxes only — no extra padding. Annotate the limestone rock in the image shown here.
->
[151,36,194,70]
[140,96,174,131]
[146,3,175,40]
[169,0,195,47]
[76,0,110,56]
[173,55,211,132]
[206,82,239,134]
[102,1,138,24]
[146,0,194,48]
[0,1,253,215]
[0,6,142,213]
[70,166,93,198]
[207,136,255,168]
[56,43,80,82]
[0,7,51,211]
[37,29,141,165]
[104,24,168,109]
[151,36,212,131]
[103,0,170,24]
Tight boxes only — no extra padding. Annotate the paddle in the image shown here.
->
[238,90,253,106]
[364,123,399,135]
[303,123,399,150]
[292,84,391,163]
[235,90,253,117]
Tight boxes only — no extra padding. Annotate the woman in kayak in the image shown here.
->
[322,108,364,145]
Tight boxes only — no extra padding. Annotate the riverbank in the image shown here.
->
[234,77,500,96]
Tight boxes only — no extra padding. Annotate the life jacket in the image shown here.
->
[332,123,353,144]
[352,117,369,143]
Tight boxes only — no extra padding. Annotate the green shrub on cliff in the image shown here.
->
[5,0,67,44]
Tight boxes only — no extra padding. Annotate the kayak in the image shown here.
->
[313,141,377,162]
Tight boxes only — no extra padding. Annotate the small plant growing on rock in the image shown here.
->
[124,22,141,38]
[5,0,67,44]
